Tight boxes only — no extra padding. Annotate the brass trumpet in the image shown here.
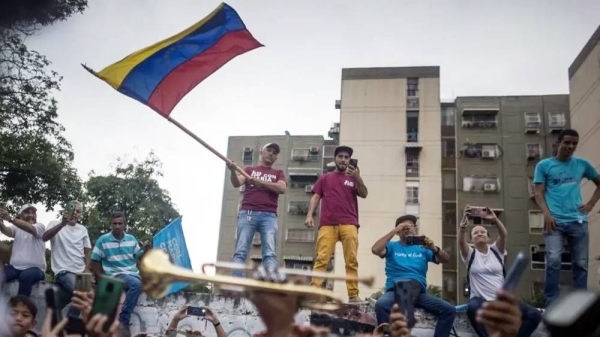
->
[140,249,375,312]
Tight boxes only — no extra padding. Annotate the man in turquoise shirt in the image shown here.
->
[534,129,600,306]
[371,215,454,337]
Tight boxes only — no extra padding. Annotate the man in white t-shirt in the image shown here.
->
[0,204,46,296]
[42,200,91,317]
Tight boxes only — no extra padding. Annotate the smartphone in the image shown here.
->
[45,288,64,337]
[349,159,358,168]
[187,306,205,317]
[466,206,488,218]
[502,251,528,292]
[393,280,415,328]
[90,276,125,332]
[67,203,76,214]
[75,273,93,292]
[405,235,425,246]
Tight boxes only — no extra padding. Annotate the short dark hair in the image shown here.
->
[110,211,127,223]
[9,295,37,317]
[557,129,579,143]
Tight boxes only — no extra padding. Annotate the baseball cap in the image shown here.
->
[334,145,353,157]
[395,214,418,227]
[261,143,281,154]
[19,204,37,214]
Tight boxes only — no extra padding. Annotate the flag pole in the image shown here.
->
[166,117,252,179]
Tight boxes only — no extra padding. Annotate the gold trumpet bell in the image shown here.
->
[140,249,375,312]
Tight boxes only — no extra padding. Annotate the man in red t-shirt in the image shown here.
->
[305,145,368,303]
[227,143,287,276]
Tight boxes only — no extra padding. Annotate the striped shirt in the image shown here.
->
[91,232,143,277]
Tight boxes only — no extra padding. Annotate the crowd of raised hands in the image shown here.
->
[11,286,523,337]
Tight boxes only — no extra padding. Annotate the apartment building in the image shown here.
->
[334,66,443,300]
[217,135,333,270]
[568,24,600,290]
[450,95,570,303]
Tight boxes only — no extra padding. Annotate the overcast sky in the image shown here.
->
[5,0,599,270]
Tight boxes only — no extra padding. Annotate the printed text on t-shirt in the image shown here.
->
[251,170,277,182]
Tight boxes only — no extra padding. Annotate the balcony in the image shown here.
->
[459,143,500,160]
[407,97,419,110]
[461,109,498,129]
[524,112,541,134]
[463,175,500,193]
[442,156,456,169]
[548,112,566,133]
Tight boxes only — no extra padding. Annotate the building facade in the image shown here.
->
[217,135,333,271]
[450,95,571,303]
[568,24,600,290]
[334,66,443,300]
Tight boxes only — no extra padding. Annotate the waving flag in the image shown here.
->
[83,3,263,117]
[153,217,192,295]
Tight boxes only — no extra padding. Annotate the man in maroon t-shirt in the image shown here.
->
[305,145,368,303]
[227,143,287,276]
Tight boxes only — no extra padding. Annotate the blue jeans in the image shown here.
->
[375,289,456,337]
[467,296,542,337]
[115,274,142,326]
[543,221,588,306]
[55,271,80,317]
[232,210,278,276]
[4,264,44,296]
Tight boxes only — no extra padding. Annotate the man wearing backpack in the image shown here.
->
[458,206,542,337]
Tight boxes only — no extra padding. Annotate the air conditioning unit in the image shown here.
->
[291,149,310,161]
[305,185,313,193]
[482,150,495,158]
[483,183,496,191]
[309,146,319,153]
[462,121,473,128]
[243,147,253,153]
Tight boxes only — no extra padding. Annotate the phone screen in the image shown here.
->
[187,307,205,317]
[502,251,528,292]
[349,159,358,168]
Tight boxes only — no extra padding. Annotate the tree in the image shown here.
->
[0,1,87,211]
[83,153,180,244]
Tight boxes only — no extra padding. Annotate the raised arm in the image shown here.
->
[0,209,37,236]
[489,207,508,253]
[457,213,470,261]
[372,227,400,258]
[227,162,247,188]
[0,219,14,238]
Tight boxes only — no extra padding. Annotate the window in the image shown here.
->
[288,201,311,215]
[461,111,498,128]
[407,112,419,142]
[528,210,543,234]
[406,154,419,177]
[243,148,253,166]
[460,143,499,159]
[443,171,456,189]
[531,245,571,271]
[291,149,317,162]
[441,107,456,126]
[548,112,566,128]
[407,78,419,97]
[406,186,419,204]
[526,143,542,160]
[443,237,457,271]
[463,176,500,192]
[286,229,316,243]
[442,203,457,235]
[442,139,455,157]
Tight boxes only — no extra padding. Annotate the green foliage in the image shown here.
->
[0,240,54,281]
[0,0,87,210]
[82,153,180,244]
[523,287,545,309]
[426,285,442,298]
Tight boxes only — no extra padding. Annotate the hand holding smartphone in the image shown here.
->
[186,306,206,317]
[90,276,125,333]
[349,159,358,169]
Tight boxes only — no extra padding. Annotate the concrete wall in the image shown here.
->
[568,26,600,290]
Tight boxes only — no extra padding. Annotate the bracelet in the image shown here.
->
[213,321,221,327]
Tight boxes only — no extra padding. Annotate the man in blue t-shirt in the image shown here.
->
[534,129,600,306]
[371,215,455,337]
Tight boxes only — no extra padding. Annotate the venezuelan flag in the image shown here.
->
[83,3,263,117]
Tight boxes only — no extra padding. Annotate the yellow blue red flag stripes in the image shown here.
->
[82,3,263,117]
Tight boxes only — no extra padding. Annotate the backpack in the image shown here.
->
[466,246,506,285]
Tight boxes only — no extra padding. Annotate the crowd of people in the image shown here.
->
[0,128,598,337]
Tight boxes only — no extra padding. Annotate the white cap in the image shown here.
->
[19,204,37,214]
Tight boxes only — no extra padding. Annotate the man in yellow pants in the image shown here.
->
[304,145,368,303]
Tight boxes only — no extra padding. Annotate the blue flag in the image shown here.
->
[152,217,192,295]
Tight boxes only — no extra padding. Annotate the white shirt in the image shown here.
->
[462,241,505,301]
[7,223,46,271]
[47,220,92,274]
